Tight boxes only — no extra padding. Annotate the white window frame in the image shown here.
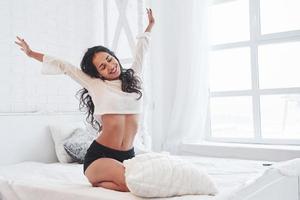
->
[102,0,144,65]
[207,0,300,145]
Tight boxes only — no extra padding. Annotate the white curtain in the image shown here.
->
[147,0,210,154]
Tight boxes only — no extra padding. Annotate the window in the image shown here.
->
[208,0,300,144]
[103,0,144,66]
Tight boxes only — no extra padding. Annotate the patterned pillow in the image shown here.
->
[49,122,86,163]
[63,128,97,164]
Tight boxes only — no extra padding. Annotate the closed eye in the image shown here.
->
[98,55,111,69]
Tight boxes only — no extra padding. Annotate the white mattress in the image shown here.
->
[0,155,289,200]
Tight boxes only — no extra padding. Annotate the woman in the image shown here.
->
[15,8,155,192]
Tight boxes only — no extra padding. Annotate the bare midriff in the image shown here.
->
[95,114,139,151]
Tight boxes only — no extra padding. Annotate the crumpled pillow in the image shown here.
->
[123,152,218,198]
[49,122,86,163]
[63,128,97,164]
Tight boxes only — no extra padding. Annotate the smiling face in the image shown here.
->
[92,52,121,80]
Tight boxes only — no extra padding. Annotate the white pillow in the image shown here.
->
[48,122,86,163]
[124,152,218,198]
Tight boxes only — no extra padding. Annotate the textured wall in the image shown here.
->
[0,0,102,113]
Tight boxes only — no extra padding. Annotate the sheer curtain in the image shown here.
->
[147,0,210,154]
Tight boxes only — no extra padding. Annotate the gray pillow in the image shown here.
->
[63,128,97,164]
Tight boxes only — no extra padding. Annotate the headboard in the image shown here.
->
[0,113,85,165]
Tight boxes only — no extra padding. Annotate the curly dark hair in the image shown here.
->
[76,46,143,131]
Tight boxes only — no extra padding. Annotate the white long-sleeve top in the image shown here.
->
[41,32,150,117]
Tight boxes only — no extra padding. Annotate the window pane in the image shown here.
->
[209,0,249,44]
[260,0,300,34]
[258,42,300,89]
[127,0,138,37]
[210,96,254,138]
[261,94,300,139]
[210,47,252,91]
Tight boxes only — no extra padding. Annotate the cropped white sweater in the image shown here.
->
[41,32,150,117]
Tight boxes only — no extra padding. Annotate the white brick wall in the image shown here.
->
[0,0,102,113]
[0,0,151,149]
[0,0,154,163]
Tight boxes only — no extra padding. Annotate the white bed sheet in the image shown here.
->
[0,155,283,200]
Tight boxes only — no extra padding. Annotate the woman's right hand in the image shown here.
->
[14,36,33,57]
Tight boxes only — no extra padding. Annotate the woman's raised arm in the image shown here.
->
[14,36,96,90]
[131,8,155,76]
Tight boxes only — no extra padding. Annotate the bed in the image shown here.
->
[0,117,298,199]
[0,155,299,200]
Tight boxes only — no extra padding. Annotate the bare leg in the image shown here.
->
[85,158,130,192]
[94,181,130,192]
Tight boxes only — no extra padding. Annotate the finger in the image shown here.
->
[16,37,25,45]
[16,36,23,41]
[15,42,24,47]
[15,43,21,48]
[19,37,25,43]
[16,41,25,47]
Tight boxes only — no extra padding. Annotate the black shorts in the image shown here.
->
[83,140,135,174]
